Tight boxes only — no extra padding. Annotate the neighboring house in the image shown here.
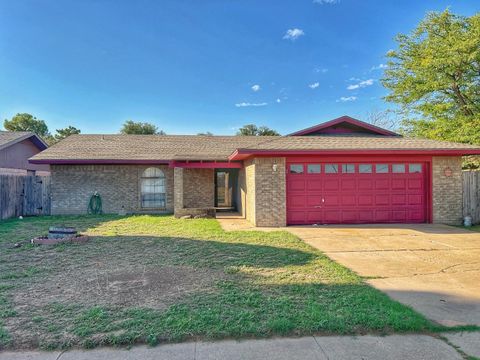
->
[0,131,49,175]
[29,116,480,226]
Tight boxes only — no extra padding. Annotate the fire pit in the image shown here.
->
[31,226,89,245]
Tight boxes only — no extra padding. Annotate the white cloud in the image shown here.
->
[313,0,339,4]
[314,67,328,73]
[235,102,268,107]
[347,79,374,90]
[276,98,281,103]
[371,63,387,71]
[283,28,305,41]
[251,84,260,92]
[309,82,320,89]
[337,96,357,102]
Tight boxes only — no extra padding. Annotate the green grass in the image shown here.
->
[0,215,444,349]
[468,225,480,232]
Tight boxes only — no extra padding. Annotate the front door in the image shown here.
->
[215,169,238,209]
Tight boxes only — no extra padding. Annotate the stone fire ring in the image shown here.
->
[31,235,90,245]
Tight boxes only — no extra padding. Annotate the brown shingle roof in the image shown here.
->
[239,136,480,151]
[30,134,278,162]
[29,133,480,163]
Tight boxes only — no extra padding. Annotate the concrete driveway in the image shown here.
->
[287,224,480,327]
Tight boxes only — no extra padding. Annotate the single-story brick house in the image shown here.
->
[30,116,480,226]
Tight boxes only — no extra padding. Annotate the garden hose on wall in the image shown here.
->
[88,191,103,214]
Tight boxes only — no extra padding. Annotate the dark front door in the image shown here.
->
[215,169,238,209]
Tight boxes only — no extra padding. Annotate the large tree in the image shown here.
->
[382,10,480,146]
[120,120,165,135]
[236,124,280,136]
[3,113,50,138]
[54,126,81,141]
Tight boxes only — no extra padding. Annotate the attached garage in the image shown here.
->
[286,158,429,225]
[230,116,480,227]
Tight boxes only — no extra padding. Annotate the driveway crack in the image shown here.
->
[313,336,330,360]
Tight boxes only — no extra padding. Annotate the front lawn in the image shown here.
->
[0,215,437,349]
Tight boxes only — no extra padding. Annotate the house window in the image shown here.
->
[289,164,304,174]
[307,164,321,174]
[342,164,355,173]
[392,164,406,173]
[359,164,372,173]
[141,167,166,209]
[409,164,422,173]
[375,164,389,173]
[325,164,339,174]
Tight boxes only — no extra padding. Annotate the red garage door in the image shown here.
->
[287,161,427,225]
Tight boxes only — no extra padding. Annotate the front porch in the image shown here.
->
[173,164,243,219]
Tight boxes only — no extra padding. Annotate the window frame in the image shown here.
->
[359,164,373,174]
[375,164,389,174]
[140,167,167,209]
[289,164,304,174]
[324,164,339,174]
[307,164,321,174]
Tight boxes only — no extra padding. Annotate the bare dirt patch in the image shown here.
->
[13,265,223,310]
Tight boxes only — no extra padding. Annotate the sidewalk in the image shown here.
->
[1,333,479,360]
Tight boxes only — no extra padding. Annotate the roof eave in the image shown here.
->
[228,149,480,161]
[29,159,172,165]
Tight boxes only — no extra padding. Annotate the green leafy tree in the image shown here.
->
[54,126,81,141]
[120,120,165,135]
[382,9,480,147]
[3,113,50,138]
[236,124,280,136]
[197,131,213,136]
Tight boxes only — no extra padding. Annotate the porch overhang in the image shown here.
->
[169,161,243,168]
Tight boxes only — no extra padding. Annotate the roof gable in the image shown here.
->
[0,131,48,151]
[288,116,401,137]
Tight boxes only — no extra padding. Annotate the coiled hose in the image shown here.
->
[87,191,103,214]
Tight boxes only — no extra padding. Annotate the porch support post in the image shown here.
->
[174,167,184,214]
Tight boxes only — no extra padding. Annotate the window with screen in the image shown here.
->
[141,167,166,209]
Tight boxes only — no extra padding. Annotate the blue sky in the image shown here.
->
[0,0,478,135]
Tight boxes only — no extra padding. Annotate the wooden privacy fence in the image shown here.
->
[463,170,480,224]
[0,175,51,220]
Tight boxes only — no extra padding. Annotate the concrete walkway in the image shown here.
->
[1,333,479,360]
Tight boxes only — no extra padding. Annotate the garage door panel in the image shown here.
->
[408,179,423,190]
[342,211,358,222]
[307,195,323,207]
[288,195,305,208]
[375,194,390,205]
[324,194,339,206]
[341,195,356,206]
[287,211,306,224]
[375,210,391,222]
[324,210,341,223]
[306,211,323,222]
[307,180,322,190]
[375,179,389,190]
[324,179,340,190]
[359,211,374,222]
[341,179,356,190]
[392,179,406,190]
[358,179,374,190]
[287,161,427,225]
[392,194,406,205]
[409,194,423,205]
[288,179,305,191]
[358,195,373,205]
